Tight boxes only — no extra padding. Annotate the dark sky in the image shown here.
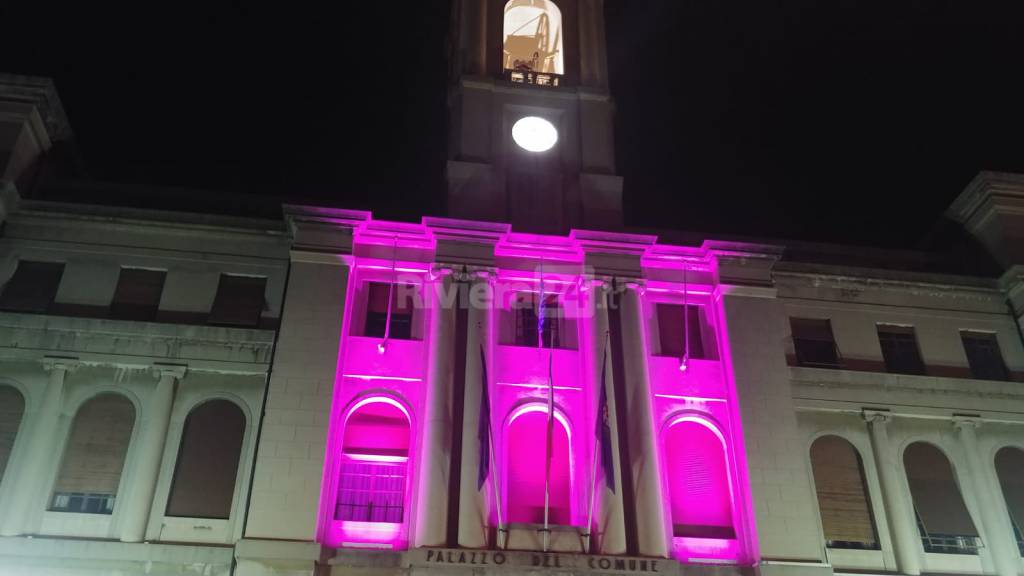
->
[2,1,1023,249]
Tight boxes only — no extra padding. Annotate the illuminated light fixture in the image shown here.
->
[512,116,558,152]
[679,354,689,372]
[377,341,387,355]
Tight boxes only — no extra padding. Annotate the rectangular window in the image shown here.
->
[961,331,1009,381]
[335,460,406,523]
[510,293,565,348]
[0,261,64,313]
[208,275,267,327]
[363,282,414,340]
[110,268,166,321]
[791,317,841,368]
[877,325,925,375]
[656,303,705,359]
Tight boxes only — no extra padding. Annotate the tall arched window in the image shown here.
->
[51,394,135,514]
[904,442,979,554]
[664,418,735,539]
[0,385,25,484]
[503,0,564,75]
[994,447,1024,553]
[507,406,572,525]
[336,398,410,524]
[809,435,878,549]
[166,400,246,519]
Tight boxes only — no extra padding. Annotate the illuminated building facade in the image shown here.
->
[3,2,1024,576]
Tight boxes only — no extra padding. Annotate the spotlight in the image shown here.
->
[377,341,387,355]
[679,355,689,372]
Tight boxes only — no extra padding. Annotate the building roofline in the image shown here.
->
[0,73,73,142]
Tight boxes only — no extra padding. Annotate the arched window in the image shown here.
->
[503,0,564,75]
[507,406,572,525]
[809,436,878,549]
[0,385,25,483]
[51,394,135,514]
[994,447,1024,552]
[664,418,735,539]
[904,442,979,554]
[336,398,410,524]
[166,400,246,519]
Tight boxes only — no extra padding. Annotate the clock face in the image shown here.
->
[512,116,558,153]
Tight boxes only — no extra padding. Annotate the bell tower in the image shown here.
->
[446,0,623,234]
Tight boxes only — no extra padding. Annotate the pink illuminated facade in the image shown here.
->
[299,210,759,567]
[6,3,1024,576]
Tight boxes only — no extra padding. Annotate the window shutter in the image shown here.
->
[0,386,25,482]
[53,394,135,496]
[166,400,246,519]
[110,268,166,320]
[904,442,978,537]
[810,436,878,546]
[208,275,267,327]
[665,420,735,539]
[962,332,1009,381]
[995,448,1024,531]
[0,261,65,313]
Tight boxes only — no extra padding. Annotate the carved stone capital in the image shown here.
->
[952,415,982,432]
[153,363,187,381]
[623,280,646,295]
[429,265,455,281]
[42,356,79,373]
[862,409,892,425]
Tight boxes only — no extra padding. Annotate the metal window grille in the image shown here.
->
[916,510,981,555]
[335,459,406,523]
[50,491,115,515]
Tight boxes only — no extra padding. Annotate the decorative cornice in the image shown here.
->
[947,171,1024,227]
[0,73,72,142]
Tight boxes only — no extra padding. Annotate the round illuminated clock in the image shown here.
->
[512,116,558,152]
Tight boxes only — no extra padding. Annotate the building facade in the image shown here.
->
[3,2,1024,576]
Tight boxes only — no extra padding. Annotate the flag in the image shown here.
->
[596,339,615,493]
[477,345,491,490]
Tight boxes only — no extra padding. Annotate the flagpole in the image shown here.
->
[539,258,553,552]
[585,330,611,554]
[482,339,505,549]
[544,347,553,552]
[584,411,601,553]
[487,395,505,549]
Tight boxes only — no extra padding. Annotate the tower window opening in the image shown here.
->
[503,0,564,78]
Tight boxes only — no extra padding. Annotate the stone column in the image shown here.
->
[864,411,921,576]
[414,269,455,547]
[953,417,1018,576]
[587,280,627,554]
[618,282,669,558]
[0,357,77,536]
[120,364,184,542]
[458,270,492,548]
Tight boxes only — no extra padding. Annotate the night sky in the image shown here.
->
[2,1,1023,249]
